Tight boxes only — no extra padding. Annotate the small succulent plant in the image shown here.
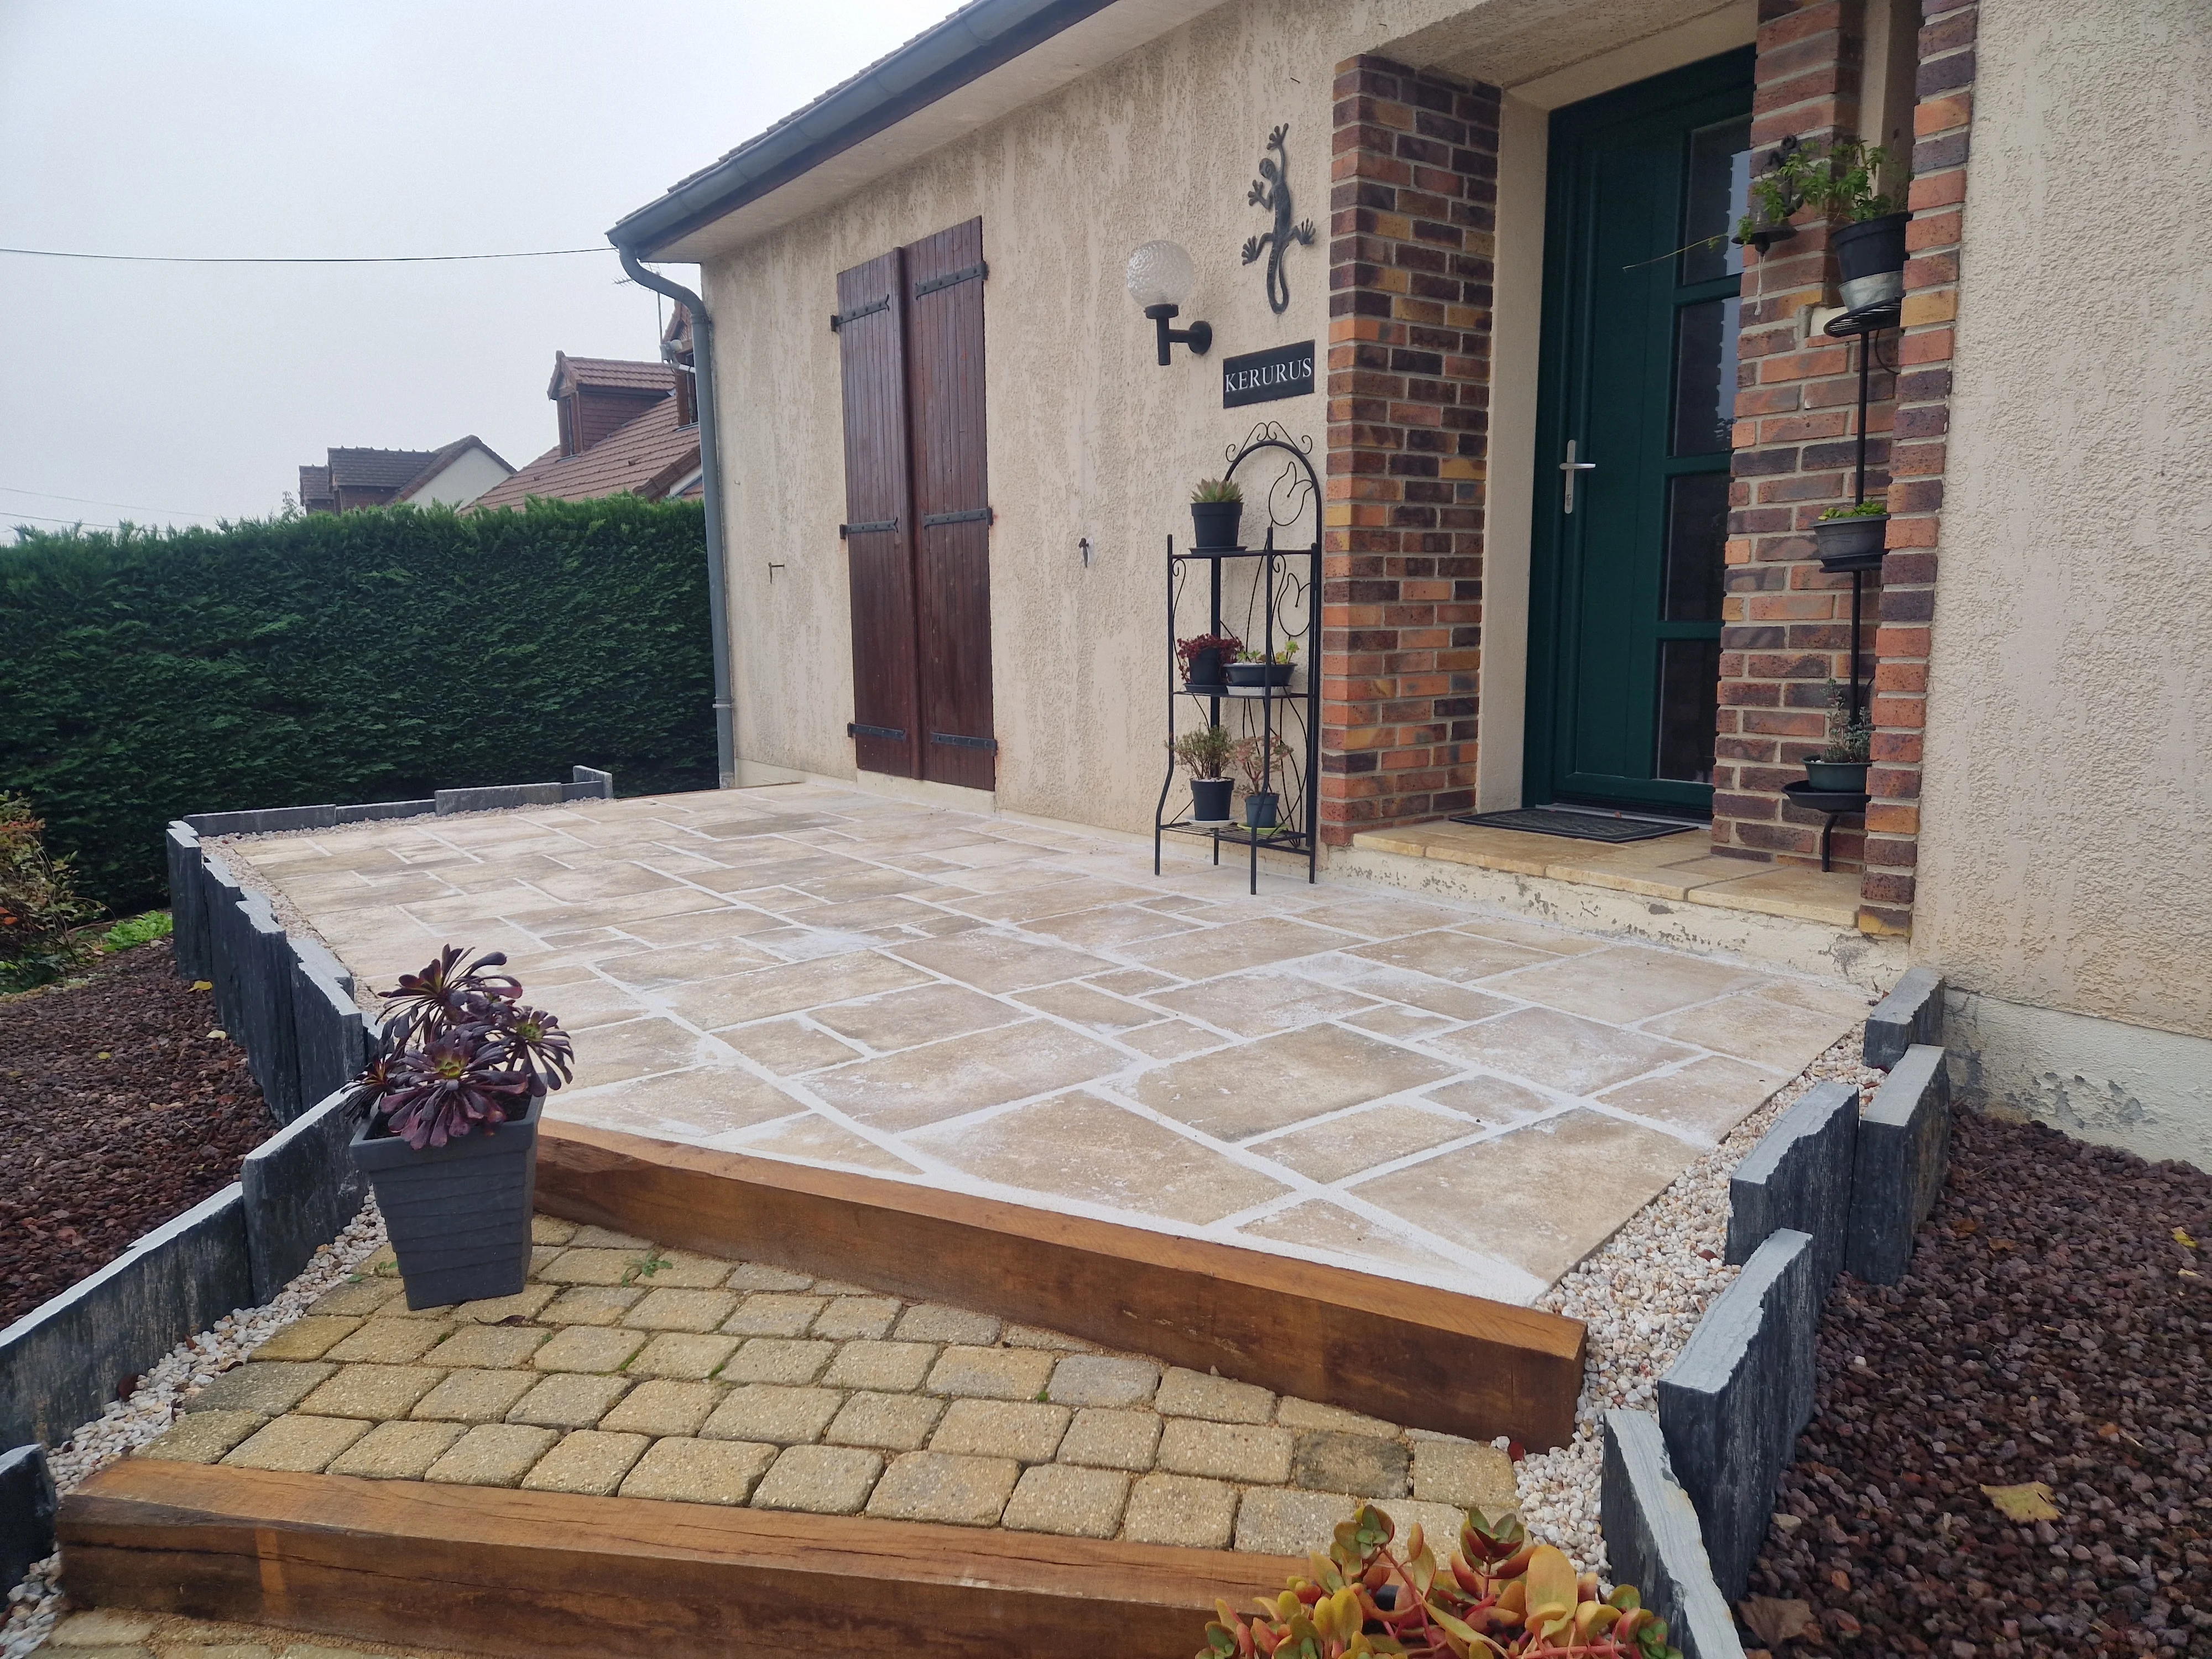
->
[1171,724,1238,781]
[1198,1505,1681,1659]
[1236,639,1300,664]
[347,946,573,1150]
[1819,498,1887,521]
[1821,679,1874,764]
[1177,633,1245,680]
[1192,477,1245,504]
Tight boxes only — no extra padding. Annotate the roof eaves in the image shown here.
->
[607,0,1118,257]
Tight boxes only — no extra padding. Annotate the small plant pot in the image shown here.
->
[1834,211,1908,309]
[1182,648,1227,691]
[1190,778,1234,822]
[350,1094,540,1311]
[1803,758,1870,793]
[1225,661,1295,688]
[1814,513,1888,571]
[1244,791,1280,830]
[1190,500,1243,551]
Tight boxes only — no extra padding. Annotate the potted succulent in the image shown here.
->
[1171,724,1237,822]
[1805,680,1873,794]
[1190,478,1244,551]
[1227,639,1298,688]
[1739,136,1906,308]
[346,947,573,1310]
[1176,632,1243,693]
[1233,732,1293,830]
[1814,496,1888,571]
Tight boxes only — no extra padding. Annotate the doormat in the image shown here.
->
[1448,808,1702,844]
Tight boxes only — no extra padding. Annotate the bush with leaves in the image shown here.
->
[1738,135,1896,245]
[1200,1505,1681,1659]
[0,791,101,990]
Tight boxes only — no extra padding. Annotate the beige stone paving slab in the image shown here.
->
[1350,1109,1695,1285]
[1234,1202,1519,1296]
[714,1017,863,1074]
[881,931,1115,993]
[305,1280,404,1318]
[1418,1074,1556,1128]
[1155,1368,1274,1424]
[618,1436,776,1504]
[1484,943,1767,1024]
[298,1366,442,1421]
[826,1391,947,1452]
[423,1423,559,1487]
[821,1340,937,1392]
[520,1430,650,1495]
[719,1293,826,1336]
[659,953,931,1030]
[548,1066,806,1140]
[564,1016,723,1090]
[927,1345,1054,1401]
[628,1332,741,1379]
[139,1410,268,1464]
[721,1338,837,1385]
[1144,971,1381,1037]
[1123,917,1361,979]
[327,1420,467,1480]
[1017,904,1198,951]
[811,1295,901,1340]
[752,1443,883,1514]
[1643,987,1858,1072]
[930,1399,1070,1462]
[1594,1054,1788,1142]
[599,1380,723,1437]
[1002,1462,1131,1538]
[906,1092,1292,1225]
[806,1019,1128,1133]
[1276,1399,1398,1437]
[1343,929,1556,986]
[867,1451,1020,1526]
[1426,1006,1694,1095]
[248,1317,361,1361]
[1234,1486,1362,1554]
[424,1326,546,1370]
[1689,862,1862,926]
[1008,979,1165,1032]
[1341,1004,1462,1041]
[322,1319,452,1366]
[223,1415,369,1473]
[1114,1019,1228,1060]
[532,1306,646,1351]
[1292,1430,1411,1498]
[1047,1355,1160,1408]
[625,1287,739,1332]
[452,1283,560,1324]
[1133,1024,1455,1141]
[729,1262,818,1292]
[506,1371,630,1429]
[1157,1419,1293,1484]
[720,1113,924,1175]
[1291,954,1519,1022]
[1411,1439,1519,1513]
[1056,1407,1162,1470]
[411,1369,536,1423]
[1247,1103,1480,1183]
[704,1383,843,1445]
[1123,1473,1237,1548]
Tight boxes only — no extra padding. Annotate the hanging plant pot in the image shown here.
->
[351,1095,541,1311]
[1814,513,1888,572]
[1244,791,1280,830]
[1190,500,1243,551]
[1834,211,1909,310]
[1190,778,1234,822]
[1803,758,1870,793]
[1182,648,1229,692]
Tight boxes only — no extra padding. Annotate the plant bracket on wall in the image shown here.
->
[1241,124,1314,315]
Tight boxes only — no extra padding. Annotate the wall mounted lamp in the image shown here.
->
[1126,239,1211,366]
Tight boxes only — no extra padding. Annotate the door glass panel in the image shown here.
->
[1662,472,1729,622]
[1682,117,1751,283]
[1672,295,1739,456]
[1655,638,1720,782]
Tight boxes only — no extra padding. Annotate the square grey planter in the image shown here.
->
[349,1095,540,1311]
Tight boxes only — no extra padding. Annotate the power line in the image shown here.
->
[0,244,613,265]
[0,483,220,517]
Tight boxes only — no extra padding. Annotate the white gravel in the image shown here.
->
[1512,1031,1886,1577]
[0,1202,390,1659]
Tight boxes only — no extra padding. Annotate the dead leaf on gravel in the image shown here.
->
[1739,1599,1820,1646]
[1981,1481,2060,1522]
[2175,1226,2197,1248]
[190,979,212,992]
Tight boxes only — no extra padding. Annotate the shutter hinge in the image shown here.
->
[930,732,998,752]
[914,260,988,298]
[919,507,994,529]
[848,722,908,741]
[830,294,893,333]
[839,518,899,539]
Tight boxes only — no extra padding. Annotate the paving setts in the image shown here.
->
[218,784,1872,1306]
[132,1216,1521,1554]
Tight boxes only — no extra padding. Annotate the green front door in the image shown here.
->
[1525,49,1754,815]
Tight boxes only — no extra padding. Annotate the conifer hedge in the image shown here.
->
[1,498,716,914]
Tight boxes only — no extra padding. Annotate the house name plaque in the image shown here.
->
[1220,340,1314,408]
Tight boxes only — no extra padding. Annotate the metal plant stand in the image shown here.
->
[1155,425,1321,894]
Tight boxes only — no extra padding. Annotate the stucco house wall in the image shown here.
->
[1914,0,2212,1164]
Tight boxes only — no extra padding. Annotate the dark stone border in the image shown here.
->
[0,1443,56,1598]
[1601,1410,1744,1659]
[1865,968,1944,1068]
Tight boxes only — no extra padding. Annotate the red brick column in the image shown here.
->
[1712,0,1888,875]
[1318,55,1500,844]
[1859,0,1979,936]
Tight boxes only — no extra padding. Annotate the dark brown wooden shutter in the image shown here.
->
[834,248,922,779]
[903,217,995,791]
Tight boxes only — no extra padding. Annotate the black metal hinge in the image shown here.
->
[930,732,998,752]
[839,518,899,539]
[914,261,988,298]
[919,507,993,529]
[848,722,907,741]
[830,294,892,333]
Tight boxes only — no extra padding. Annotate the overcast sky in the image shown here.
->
[0,1,957,535]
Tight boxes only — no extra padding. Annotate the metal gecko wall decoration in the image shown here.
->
[1241,124,1315,315]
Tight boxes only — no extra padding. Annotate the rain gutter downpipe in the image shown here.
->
[618,247,735,789]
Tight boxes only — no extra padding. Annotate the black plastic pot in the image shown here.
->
[1182,647,1228,692]
[1804,758,1870,792]
[351,1094,540,1310]
[1834,211,1908,309]
[1244,791,1280,830]
[1190,778,1234,822]
[1190,499,1243,551]
[1226,661,1295,688]
[1814,513,1888,571]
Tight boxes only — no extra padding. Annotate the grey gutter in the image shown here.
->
[618,251,735,788]
[607,0,1117,258]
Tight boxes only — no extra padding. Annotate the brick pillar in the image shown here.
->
[1712,0,1888,874]
[1319,55,1500,845]
[1860,0,1979,936]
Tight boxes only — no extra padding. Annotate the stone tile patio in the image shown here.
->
[221,784,1870,1305]
[135,1215,1516,1557]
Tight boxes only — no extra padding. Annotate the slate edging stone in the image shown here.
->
[242,1088,369,1303]
[1844,1043,1952,1286]
[1864,967,1943,1070]
[1600,1410,1745,1659]
[1724,1082,1858,1287]
[0,1442,57,1597]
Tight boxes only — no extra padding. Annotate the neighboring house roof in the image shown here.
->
[326,447,443,491]
[298,465,333,512]
[390,435,515,502]
[608,0,1217,260]
[466,399,701,513]
[547,354,677,399]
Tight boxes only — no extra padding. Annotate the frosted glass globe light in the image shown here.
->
[1126,239,1195,310]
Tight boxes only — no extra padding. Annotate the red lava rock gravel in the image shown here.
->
[0,939,270,1328]
[1749,1108,2211,1656]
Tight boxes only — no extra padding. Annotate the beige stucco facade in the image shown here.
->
[1914,0,2212,1163]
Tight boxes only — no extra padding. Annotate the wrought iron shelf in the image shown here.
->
[1823,296,1902,339]
[1170,546,1288,561]
[1178,684,1303,701]
[1161,821,1316,853]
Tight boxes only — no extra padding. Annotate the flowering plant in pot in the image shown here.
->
[1171,724,1237,822]
[1190,478,1245,551]
[1814,496,1888,571]
[1805,680,1872,793]
[1232,732,1293,830]
[1739,137,1906,307]
[345,947,572,1310]
[1227,638,1299,688]
[1176,632,1243,692]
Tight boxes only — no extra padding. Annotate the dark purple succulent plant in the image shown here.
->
[347,947,573,1151]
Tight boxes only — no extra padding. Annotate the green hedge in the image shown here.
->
[1,498,716,914]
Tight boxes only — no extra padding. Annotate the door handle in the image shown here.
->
[1559,439,1597,514]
